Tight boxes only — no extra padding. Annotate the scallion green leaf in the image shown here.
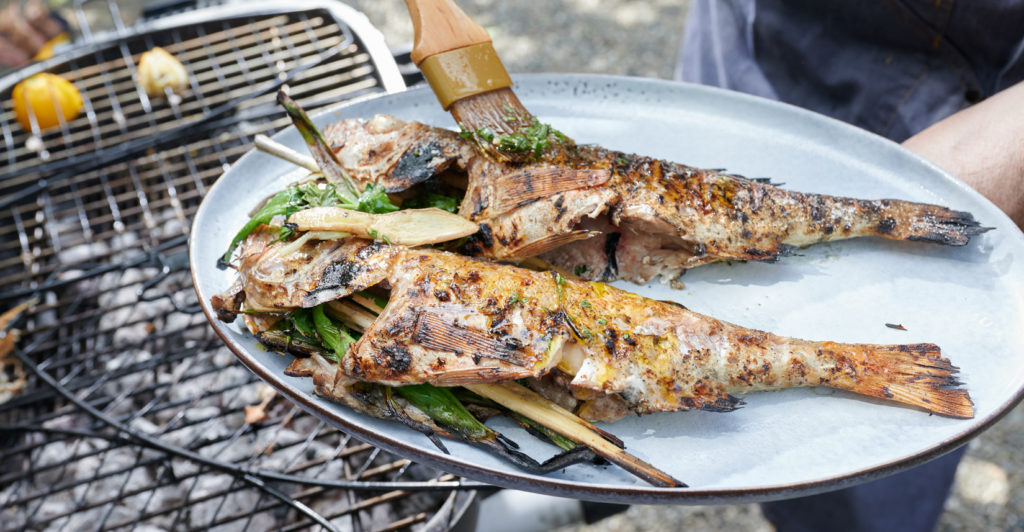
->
[312,305,356,362]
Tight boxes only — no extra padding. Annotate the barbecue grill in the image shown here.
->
[0,1,482,529]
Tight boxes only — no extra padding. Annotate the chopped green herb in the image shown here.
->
[573,265,588,276]
[597,318,607,325]
[477,127,495,142]
[506,292,531,306]
[404,192,460,213]
[494,117,566,157]
[458,124,496,142]
[555,273,566,286]
[497,132,529,152]
[462,115,565,158]
[221,180,400,265]
[580,300,591,308]
[367,229,392,244]
[294,181,345,208]
[355,183,400,214]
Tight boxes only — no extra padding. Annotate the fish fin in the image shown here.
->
[413,312,531,367]
[854,200,990,246]
[423,367,529,386]
[896,207,992,246]
[210,277,245,322]
[285,354,345,399]
[686,393,744,413]
[486,167,611,216]
[508,230,601,258]
[284,355,325,378]
[628,388,744,414]
[822,342,974,418]
[725,172,780,186]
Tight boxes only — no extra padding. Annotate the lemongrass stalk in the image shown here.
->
[287,206,478,247]
[278,90,360,201]
[350,293,385,314]
[325,300,376,332]
[254,134,319,173]
[466,381,684,488]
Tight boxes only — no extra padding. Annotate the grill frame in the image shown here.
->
[0,2,480,530]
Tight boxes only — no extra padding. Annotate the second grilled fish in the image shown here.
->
[321,115,987,285]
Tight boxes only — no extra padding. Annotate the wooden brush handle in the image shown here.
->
[405,0,492,65]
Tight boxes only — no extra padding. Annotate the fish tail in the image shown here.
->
[865,200,990,246]
[814,341,974,418]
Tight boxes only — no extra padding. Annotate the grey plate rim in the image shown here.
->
[190,73,1024,504]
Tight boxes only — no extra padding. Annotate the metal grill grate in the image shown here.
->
[0,3,478,531]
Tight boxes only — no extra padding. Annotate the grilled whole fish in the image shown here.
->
[321,115,987,284]
[214,230,974,421]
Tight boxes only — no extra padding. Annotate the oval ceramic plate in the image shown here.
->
[191,74,1024,503]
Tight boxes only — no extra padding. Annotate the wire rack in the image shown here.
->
[0,2,479,530]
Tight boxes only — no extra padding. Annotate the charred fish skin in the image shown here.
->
[233,234,400,314]
[285,354,456,439]
[558,279,973,419]
[483,143,989,282]
[322,115,987,284]
[343,249,569,387]
[323,116,475,193]
[216,231,974,420]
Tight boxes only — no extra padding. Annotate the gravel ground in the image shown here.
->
[345,0,688,79]
[343,2,1024,531]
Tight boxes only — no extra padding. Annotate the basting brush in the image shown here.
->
[404,0,564,161]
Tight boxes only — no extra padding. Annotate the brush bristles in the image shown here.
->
[450,89,533,133]
[450,89,536,161]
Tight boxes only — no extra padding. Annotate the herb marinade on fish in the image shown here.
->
[209,98,981,484]
[321,115,986,284]
[214,229,973,421]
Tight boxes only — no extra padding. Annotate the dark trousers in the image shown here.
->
[761,446,967,532]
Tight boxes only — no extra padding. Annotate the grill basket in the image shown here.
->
[0,2,478,530]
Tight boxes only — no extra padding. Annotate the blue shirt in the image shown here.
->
[677,0,1024,141]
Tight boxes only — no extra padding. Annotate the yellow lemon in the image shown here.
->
[12,72,84,131]
[32,33,71,61]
